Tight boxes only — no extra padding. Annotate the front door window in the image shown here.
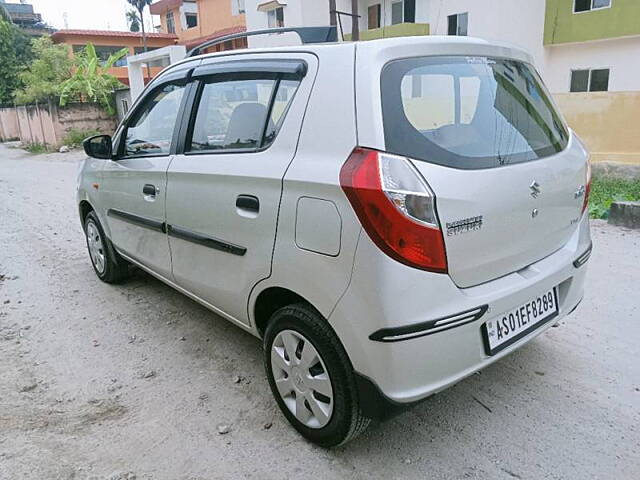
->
[123,84,186,157]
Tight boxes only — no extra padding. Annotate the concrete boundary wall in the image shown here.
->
[0,102,117,146]
[0,107,20,141]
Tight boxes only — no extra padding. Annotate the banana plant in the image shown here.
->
[59,43,129,115]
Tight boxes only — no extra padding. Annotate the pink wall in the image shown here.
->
[0,108,20,141]
[0,102,117,146]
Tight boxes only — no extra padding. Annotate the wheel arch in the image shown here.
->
[78,199,94,229]
[253,286,327,338]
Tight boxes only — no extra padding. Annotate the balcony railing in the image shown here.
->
[344,22,429,41]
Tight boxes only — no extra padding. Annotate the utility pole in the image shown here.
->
[351,0,359,41]
[329,0,337,26]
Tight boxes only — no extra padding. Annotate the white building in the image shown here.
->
[245,0,640,94]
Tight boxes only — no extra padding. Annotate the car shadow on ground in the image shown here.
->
[123,265,571,457]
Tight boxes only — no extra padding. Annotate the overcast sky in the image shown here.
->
[26,0,157,32]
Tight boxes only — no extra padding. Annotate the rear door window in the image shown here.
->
[381,56,569,169]
[187,75,300,153]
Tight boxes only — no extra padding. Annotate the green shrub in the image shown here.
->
[589,176,640,219]
[13,37,72,104]
[63,128,101,147]
[23,142,53,154]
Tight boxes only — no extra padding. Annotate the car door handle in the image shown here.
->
[143,184,157,196]
[236,195,259,213]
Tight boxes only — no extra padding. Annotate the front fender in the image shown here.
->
[77,157,109,236]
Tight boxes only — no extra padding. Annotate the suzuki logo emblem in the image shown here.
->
[530,181,541,198]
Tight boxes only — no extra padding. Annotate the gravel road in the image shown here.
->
[0,143,638,480]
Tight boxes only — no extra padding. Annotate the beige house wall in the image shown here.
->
[555,92,640,165]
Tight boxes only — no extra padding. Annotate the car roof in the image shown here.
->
[149,35,534,94]
[196,35,527,56]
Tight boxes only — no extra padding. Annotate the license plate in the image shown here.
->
[482,288,558,355]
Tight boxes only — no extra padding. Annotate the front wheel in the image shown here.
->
[264,303,370,447]
[84,211,129,283]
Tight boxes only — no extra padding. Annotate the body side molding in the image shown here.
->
[107,209,165,233]
[167,225,247,256]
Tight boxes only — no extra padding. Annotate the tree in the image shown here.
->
[126,9,140,33]
[126,0,152,52]
[59,43,128,115]
[0,17,24,104]
[0,4,10,23]
[328,0,336,27]
[14,37,73,104]
[0,12,34,103]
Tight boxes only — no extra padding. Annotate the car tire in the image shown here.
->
[84,211,129,283]
[264,303,371,447]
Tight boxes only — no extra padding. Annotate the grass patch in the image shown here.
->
[23,142,54,154]
[62,128,101,148]
[589,176,640,219]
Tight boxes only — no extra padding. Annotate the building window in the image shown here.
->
[448,12,468,36]
[267,7,284,28]
[231,0,245,15]
[133,46,159,54]
[404,0,416,23]
[570,68,610,92]
[75,45,129,67]
[368,4,381,29]
[391,1,403,25]
[166,11,176,33]
[574,0,611,13]
[121,98,129,115]
[186,13,198,28]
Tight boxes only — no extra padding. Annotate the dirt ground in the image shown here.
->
[0,143,638,480]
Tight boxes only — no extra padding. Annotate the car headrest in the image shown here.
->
[224,102,273,148]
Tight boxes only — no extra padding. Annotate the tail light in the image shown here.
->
[340,148,448,273]
[582,158,592,214]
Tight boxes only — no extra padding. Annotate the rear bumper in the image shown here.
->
[329,213,591,408]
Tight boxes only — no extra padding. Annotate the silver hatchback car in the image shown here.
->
[78,35,591,446]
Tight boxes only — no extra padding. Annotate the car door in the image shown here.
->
[165,54,317,326]
[101,80,189,279]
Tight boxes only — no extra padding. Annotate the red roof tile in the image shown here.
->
[51,29,178,40]
[150,0,183,15]
[184,25,247,49]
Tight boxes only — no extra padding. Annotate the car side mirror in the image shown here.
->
[83,135,113,160]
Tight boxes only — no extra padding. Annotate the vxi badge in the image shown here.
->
[446,216,483,236]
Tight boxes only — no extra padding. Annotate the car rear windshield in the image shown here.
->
[381,56,569,169]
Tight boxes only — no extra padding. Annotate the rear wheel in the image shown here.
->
[264,303,370,447]
[84,211,129,283]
